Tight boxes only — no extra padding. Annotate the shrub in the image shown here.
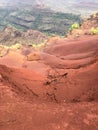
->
[69,23,80,31]
[90,27,98,35]
[10,43,22,49]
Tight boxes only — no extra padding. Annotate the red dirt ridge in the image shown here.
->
[0,33,98,130]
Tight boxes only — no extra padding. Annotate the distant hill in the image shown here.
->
[0,0,98,35]
[0,12,98,46]
[0,0,98,16]
[41,0,98,17]
[0,6,81,35]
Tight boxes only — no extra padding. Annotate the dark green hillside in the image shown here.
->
[0,7,81,35]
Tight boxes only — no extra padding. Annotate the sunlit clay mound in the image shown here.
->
[0,34,98,130]
[0,35,98,103]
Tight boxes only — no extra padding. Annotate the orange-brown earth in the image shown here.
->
[67,13,98,39]
[0,34,98,130]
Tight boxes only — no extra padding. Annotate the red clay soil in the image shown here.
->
[0,35,98,130]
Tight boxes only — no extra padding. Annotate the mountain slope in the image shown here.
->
[0,0,98,35]
[0,0,98,16]
[0,7,81,35]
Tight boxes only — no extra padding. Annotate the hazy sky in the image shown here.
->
[0,0,98,3]
[0,0,98,16]
[0,0,98,5]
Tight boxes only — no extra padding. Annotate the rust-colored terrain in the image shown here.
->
[0,14,98,130]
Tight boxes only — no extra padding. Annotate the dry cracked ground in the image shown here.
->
[0,35,98,130]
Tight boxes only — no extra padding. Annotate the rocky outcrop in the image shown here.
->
[81,13,98,29]
[67,12,98,38]
[27,52,41,61]
[0,26,47,45]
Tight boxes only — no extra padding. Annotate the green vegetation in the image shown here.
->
[0,7,81,35]
[69,23,80,31]
[10,43,22,49]
[32,42,47,50]
[90,27,98,35]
